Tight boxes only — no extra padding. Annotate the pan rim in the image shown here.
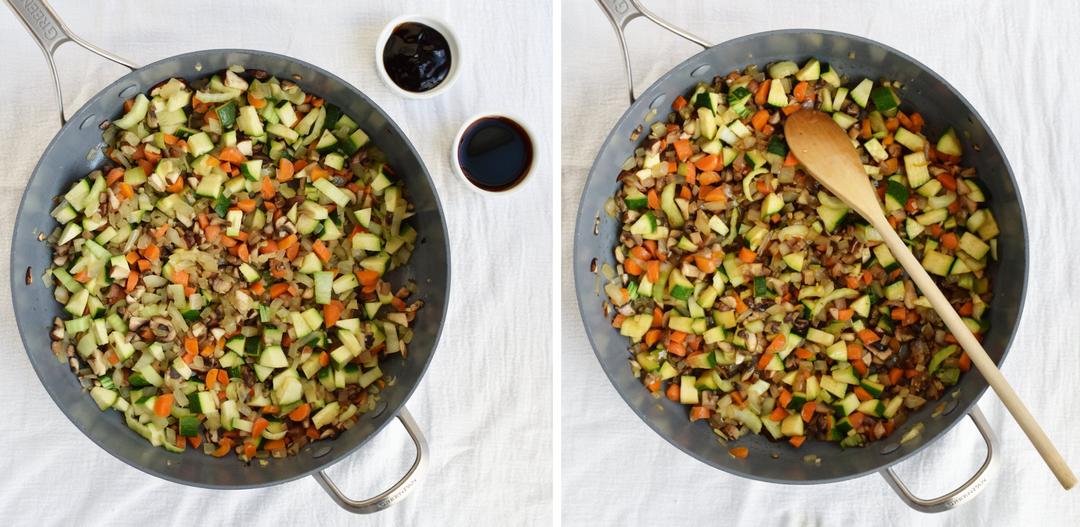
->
[10,48,451,490]
[572,27,1029,485]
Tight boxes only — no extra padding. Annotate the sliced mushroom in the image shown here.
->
[150,317,176,342]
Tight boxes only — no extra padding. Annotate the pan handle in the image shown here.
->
[879,406,997,513]
[594,0,712,103]
[313,407,428,514]
[3,0,138,126]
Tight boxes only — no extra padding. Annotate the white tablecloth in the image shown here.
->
[0,1,551,524]
[561,1,1080,524]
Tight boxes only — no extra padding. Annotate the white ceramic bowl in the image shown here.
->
[374,15,462,99]
[449,112,537,195]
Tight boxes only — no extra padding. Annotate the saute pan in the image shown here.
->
[573,0,1027,512]
[6,0,450,514]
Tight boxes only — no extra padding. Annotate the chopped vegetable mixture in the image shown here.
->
[46,65,420,460]
[607,58,998,449]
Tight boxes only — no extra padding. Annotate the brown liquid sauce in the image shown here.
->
[457,117,533,191]
[382,22,452,93]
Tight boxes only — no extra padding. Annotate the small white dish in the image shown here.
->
[450,112,537,195]
[374,15,462,99]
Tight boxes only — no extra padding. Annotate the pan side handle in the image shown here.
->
[879,406,997,513]
[593,0,712,103]
[313,407,428,514]
[3,0,137,126]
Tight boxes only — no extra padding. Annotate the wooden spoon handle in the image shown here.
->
[874,218,1077,489]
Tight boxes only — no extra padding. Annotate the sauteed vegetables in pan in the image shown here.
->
[605,59,1000,449]
[45,65,421,461]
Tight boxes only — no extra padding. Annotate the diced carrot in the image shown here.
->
[666,383,680,401]
[733,294,748,314]
[154,394,175,417]
[862,270,874,285]
[847,343,863,362]
[784,151,798,167]
[236,243,250,263]
[278,234,298,251]
[891,307,908,321]
[141,243,160,261]
[756,179,771,195]
[125,271,139,291]
[651,307,664,328]
[694,154,719,172]
[611,314,626,329]
[857,328,881,344]
[136,259,150,272]
[689,406,712,422]
[729,446,750,459]
[756,352,775,371]
[884,117,899,132]
[624,259,644,276]
[644,329,662,347]
[356,270,380,287]
[937,172,958,191]
[910,112,925,133]
[765,334,786,353]
[888,368,904,385]
[323,300,344,328]
[959,352,972,371]
[251,417,269,439]
[848,412,866,428]
[646,189,660,210]
[782,104,800,116]
[645,260,660,283]
[860,118,872,139]
[751,109,770,132]
[789,435,807,448]
[698,171,721,185]
[703,186,728,203]
[217,146,245,164]
[769,406,788,421]
[852,359,868,376]
[106,168,125,186]
[673,139,693,162]
[801,401,817,423]
[836,308,854,321]
[269,282,292,299]
[754,79,771,105]
[672,95,687,111]
[667,340,687,357]
[669,331,687,344]
[683,162,696,185]
[738,247,756,263]
[941,232,959,249]
[165,177,184,193]
[730,391,745,407]
[318,351,330,367]
[793,81,810,102]
[679,185,692,201]
[205,368,220,390]
[854,386,873,402]
[794,347,813,360]
[646,378,661,392]
[312,240,331,262]
[234,198,257,213]
[211,438,234,458]
[778,389,793,409]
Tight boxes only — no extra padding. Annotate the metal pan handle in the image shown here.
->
[3,0,138,126]
[879,406,997,513]
[313,407,428,514]
[593,0,712,103]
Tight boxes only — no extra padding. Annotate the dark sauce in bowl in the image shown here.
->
[382,22,452,93]
[457,117,533,191]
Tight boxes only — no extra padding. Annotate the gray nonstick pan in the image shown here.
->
[6,0,449,514]
[573,0,1027,512]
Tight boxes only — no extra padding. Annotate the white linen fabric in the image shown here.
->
[562,1,1080,525]
[0,1,551,525]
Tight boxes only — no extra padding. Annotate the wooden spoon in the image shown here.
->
[784,110,1076,490]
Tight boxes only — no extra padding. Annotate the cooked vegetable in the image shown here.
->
[610,59,996,449]
[45,65,422,461]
